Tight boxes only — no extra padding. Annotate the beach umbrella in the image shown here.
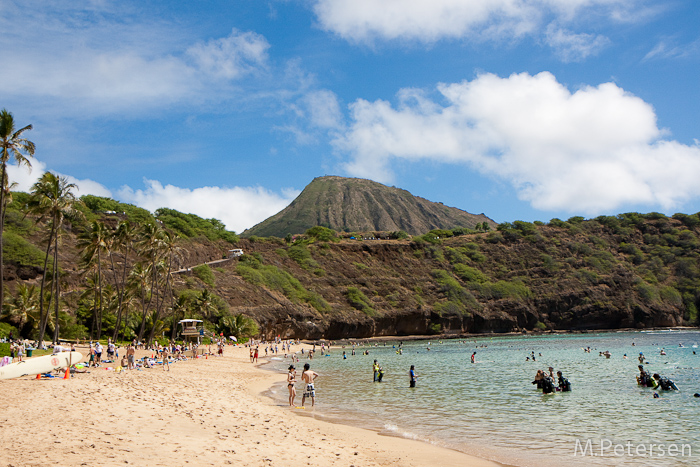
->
[229,336,237,341]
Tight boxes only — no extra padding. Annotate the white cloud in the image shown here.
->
[544,25,610,62]
[278,89,344,145]
[311,0,639,44]
[334,71,700,214]
[302,90,344,130]
[6,159,112,198]
[117,179,299,233]
[6,158,296,232]
[186,29,270,80]
[643,38,700,61]
[0,2,270,115]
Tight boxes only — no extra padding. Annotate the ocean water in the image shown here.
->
[267,331,700,466]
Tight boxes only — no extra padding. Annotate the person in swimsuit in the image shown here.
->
[287,365,297,406]
[162,346,170,371]
[127,344,135,369]
[301,363,318,408]
[409,365,417,388]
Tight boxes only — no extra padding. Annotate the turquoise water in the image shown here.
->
[267,331,700,466]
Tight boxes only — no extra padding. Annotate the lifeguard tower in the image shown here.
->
[178,319,205,344]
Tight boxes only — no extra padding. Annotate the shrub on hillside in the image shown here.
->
[192,264,216,287]
[155,208,239,243]
[346,287,376,316]
[305,226,338,242]
[453,264,488,283]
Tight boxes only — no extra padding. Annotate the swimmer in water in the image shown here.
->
[471,352,476,363]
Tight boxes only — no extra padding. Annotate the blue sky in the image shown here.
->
[1,0,699,233]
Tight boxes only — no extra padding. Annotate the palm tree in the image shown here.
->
[169,293,191,340]
[219,313,259,341]
[194,288,217,320]
[3,283,39,337]
[135,223,165,343]
[128,261,151,344]
[110,221,137,342]
[0,109,35,309]
[78,220,109,340]
[29,172,80,345]
[146,230,181,344]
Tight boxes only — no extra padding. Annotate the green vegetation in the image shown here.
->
[155,208,239,243]
[287,244,320,270]
[431,269,480,313]
[453,264,488,283]
[346,287,376,316]
[7,173,700,342]
[236,254,330,312]
[480,280,532,301]
[2,232,49,267]
[192,264,216,287]
[305,226,339,242]
[0,322,18,340]
[82,194,155,225]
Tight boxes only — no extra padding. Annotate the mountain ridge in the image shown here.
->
[242,176,495,237]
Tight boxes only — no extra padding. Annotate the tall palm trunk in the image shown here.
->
[0,164,6,313]
[95,249,103,340]
[36,220,56,346]
[52,230,60,343]
[111,244,130,342]
[147,256,174,345]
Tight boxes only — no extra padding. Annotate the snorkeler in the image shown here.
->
[652,373,679,391]
[637,365,653,387]
[532,369,545,389]
[541,373,556,394]
[557,371,571,392]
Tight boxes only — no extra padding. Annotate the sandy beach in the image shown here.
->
[0,345,501,467]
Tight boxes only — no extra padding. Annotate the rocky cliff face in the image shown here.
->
[202,217,695,339]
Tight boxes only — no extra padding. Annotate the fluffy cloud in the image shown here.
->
[118,180,299,233]
[6,158,298,233]
[334,71,700,214]
[311,0,639,44]
[6,160,112,198]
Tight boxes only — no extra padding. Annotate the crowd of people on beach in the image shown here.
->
[74,337,236,372]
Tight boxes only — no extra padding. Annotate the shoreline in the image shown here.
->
[254,346,511,467]
[303,325,700,344]
[0,344,502,467]
[251,352,505,467]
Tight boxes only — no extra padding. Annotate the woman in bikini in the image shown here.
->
[287,365,297,407]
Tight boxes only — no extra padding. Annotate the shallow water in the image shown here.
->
[268,331,700,466]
